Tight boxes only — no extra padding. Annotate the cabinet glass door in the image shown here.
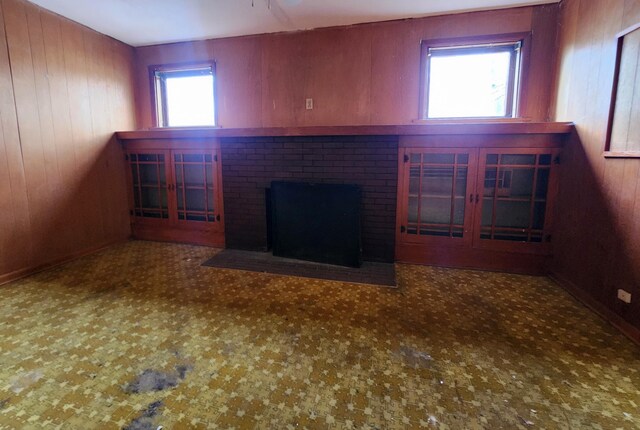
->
[128,152,170,220]
[173,151,220,224]
[401,149,477,246]
[475,149,557,251]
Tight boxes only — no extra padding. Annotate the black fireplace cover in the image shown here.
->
[270,181,362,267]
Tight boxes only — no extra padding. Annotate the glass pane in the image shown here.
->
[409,166,420,195]
[130,154,138,161]
[423,153,455,164]
[186,214,207,222]
[506,168,534,198]
[486,154,499,165]
[408,197,418,224]
[428,50,513,118]
[184,154,204,163]
[161,189,168,209]
[453,167,467,225]
[130,165,139,185]
[536,169,550,199]
[493,229,528,242]
[165,74,215,127]
[420,225,450,237]
[494,200,530,229]
[205,154,212,162]
[410,153,421,163]
[481,200,493,227]
[159,165,166,184]
[539,154,552,165]
[483,167,497,196]
[138,154,157,162]
[457,153,469,164]
[501,154,536,165]
[184,165,205,186]
[177,188,184,210]
[139,164,158,185]
[141,188,161,209]
[184,189,206,211]
[158,154,165,162]
[532,202,547,230]
[133,189,140,208]
[422,166,454,195]
[174,154,182,162]
[206,165,213,186]
[208,190,215,211]
[421,196,452,224]
[175,165,183,185]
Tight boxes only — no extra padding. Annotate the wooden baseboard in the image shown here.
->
[396,243,549,275]
[549,272,640,346]
[0,238,128,286]
[132,224,225,248]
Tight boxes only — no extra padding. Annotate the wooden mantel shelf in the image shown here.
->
[116,122,574,140]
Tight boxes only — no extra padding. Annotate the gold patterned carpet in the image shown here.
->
[0,240,639,429]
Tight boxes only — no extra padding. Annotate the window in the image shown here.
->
[420,35,527,119]
[606,23,640,157]
[152,64,216,127]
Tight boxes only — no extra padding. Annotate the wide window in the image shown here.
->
[421,36,525,119]
[152,64,216,127]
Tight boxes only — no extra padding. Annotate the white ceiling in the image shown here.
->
[27,0,560,47]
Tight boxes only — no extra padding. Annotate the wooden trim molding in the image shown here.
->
[116,122,574,140]
[549,272,640,347]
[0,238,128,286]
[603,150,640,158]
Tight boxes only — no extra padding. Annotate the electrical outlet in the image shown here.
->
[305,98,313,110]
[617,289,632,304]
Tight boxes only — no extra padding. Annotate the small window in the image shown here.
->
[152,64,216,127]
[606,23,640,157]
[421,36,525,119]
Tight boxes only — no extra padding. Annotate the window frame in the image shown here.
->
[419,33,531,121]
[604,22,640,158]
[149,61,217,128]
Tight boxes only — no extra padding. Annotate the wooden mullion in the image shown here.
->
[490,163,500,240]
[448,158,458,238]
[202,156,210,223]
[180,160,187,219]
[135,159,143,212]
[526,159,540,242]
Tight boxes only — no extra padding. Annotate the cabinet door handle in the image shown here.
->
[475,194,479,204]
[470,194,473,203]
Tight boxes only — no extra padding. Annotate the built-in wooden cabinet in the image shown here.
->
[396,139,561,274]
[124,142,224,247]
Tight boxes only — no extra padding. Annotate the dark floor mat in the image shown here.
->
[202,249,396,287]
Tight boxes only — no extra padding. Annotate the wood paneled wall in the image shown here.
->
[552,0,640,340]
[0,0,137,283]
[135,5,559,129]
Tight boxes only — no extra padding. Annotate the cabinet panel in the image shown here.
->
[124,141,225,248]
[473,148,559,253]
[126,151,171,223]
[173,150,222,227]
[399,148,477,247]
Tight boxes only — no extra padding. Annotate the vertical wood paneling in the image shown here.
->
[0,0,32,274]
[212,36,263,128]
[0,0,137,283]
[136,4,558,128]
[553,0,640,332]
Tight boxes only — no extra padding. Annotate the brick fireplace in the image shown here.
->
[220,136,398,262]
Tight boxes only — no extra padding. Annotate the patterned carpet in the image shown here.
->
[0,240,638,429]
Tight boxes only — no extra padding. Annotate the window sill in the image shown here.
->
[604,151,640,159]
[412,117,532,124]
